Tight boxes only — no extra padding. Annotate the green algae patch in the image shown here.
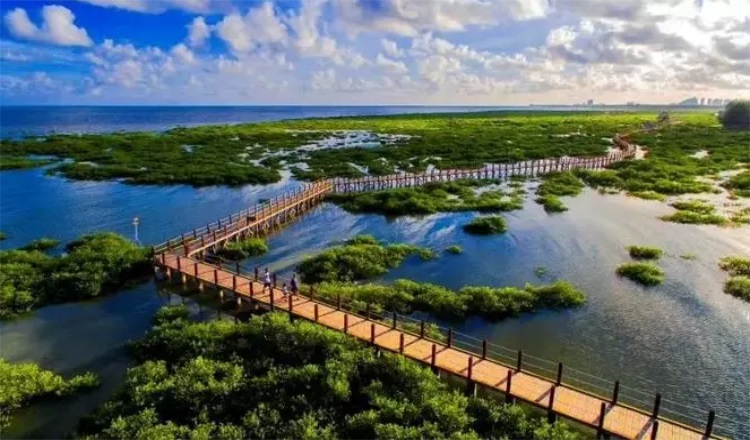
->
[661,199,728,225]
[724,276,750,301]
[463,216,508,235]
[719,256,750,276]
[626,245,664,260]
[616,262,665,286]
[445,245,463,254]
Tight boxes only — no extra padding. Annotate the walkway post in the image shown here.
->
[235,261,240,273]
[705,410,715,438]
[314,304,319,321]
[420,320,425,338]
[612,380,620,404]
[467,357,473,380]
[547,386,557,423]
[370,323,376,344]
[556,362,563,385]
[652,393,661,419]
[254,267,259,280]
[447,328,453,347]
[344,314,348,333]
[288,294,293,321]
[516,350,523,371]
[194,262,198,277]
[399,333,404,353]
[232,275,237,291]
[482,339,487,359]
[431,344,437,367]
[270,288,275,311]
[505,370,512,403]
[392,312,397,329]
[650,421,659,440]
[596,402,606,438]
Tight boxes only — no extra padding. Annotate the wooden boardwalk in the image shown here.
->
[156,254,719,440]
[152,143,728,440]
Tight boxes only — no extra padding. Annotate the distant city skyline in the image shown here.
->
[1,0,748,105]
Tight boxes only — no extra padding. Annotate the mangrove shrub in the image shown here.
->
[616,262,665,286]
[79,308,580,439]
[627,245,664,260]
[719,100,750,130]
[463,216,508,235]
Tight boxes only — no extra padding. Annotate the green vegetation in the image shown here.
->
[661,199,728,225]
[20,238,60,252]
[0,232,6,241]
[78,307,579,440]
[0,111,660,186]
[463,216,508,235]
[680,253,697,260]
[297,235,431,283]
[724,171,750,197]
[534,172,585,212]
[718,256,750,276]
[535,195,567,212]
[719,100,750,130]
[724,276,750,301]
[315,279,585,321]
[215,238,268,260]
[445,245,463,254]
[627,245,664,260]
[328,179,524,216]
[627,190,667,201]
[0,232,150,320]
[0,156,56,171]
[616,262,665,286]
[0,358,98,429]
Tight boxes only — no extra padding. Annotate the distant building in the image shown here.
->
[678,97,699,106]
[587,99,594,106]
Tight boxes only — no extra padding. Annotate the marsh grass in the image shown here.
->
[661,199,728,225]
[616,262,665,286]
[627,191,667,201]
[463,216,508,235]
[535,195,567,212]
[718,256,750,276]
[328,179,524,216]
[627,245,664,260]
[297,235,430,283]
[724,276,750,301]
[216,238,268,260]
[315,279,585,320]
[445,245,463,254]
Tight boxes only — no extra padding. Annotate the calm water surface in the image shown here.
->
[0,106,748,439]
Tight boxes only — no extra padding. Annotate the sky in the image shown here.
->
[0,0,748,105]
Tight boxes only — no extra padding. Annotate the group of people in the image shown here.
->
[261,267,298,298]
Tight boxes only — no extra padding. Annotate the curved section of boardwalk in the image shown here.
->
[152,143,727,440]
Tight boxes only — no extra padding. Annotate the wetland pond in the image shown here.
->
[1,165,749,439]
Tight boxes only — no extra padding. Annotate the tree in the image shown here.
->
[719,100,750,130]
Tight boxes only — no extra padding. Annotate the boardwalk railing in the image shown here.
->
[154,255,736,440]
[154,146,635,257]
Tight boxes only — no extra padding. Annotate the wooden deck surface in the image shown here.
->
[159,253,713,440]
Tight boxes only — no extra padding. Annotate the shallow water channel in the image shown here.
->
[1,167,749,439]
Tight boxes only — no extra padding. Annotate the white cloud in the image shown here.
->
[4,5,93,47]
[332,0,549,37]
[77,0,211,14]
[187,17,211,48]
[381,38,404,58]
[171,43,196,64]
[375,53,408,73]
[216,2,288,53]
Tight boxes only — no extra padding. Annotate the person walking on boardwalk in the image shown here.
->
[282,282,289,297]
[263,268,271,294]
[290,273,298,296]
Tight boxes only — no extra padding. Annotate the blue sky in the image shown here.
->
[1,0,748,105]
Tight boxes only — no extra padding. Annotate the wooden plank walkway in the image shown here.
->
[157,253,717,440]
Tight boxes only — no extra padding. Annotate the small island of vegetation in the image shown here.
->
[462,216,508,235]
[297,235,433,283]
[616,262,665,286]
[0,232,150,320]
[627,245,664,260]
[535,172,585,213]
[446,244,463,254]
[0,358,98,429]
[719,255,750,301]
[77,307,580,439]
[215,237,268,260]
